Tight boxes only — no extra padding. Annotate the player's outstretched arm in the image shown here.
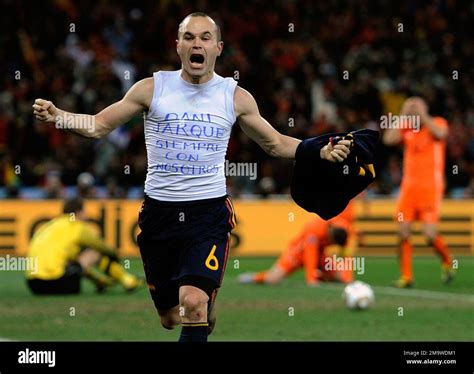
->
[32,78,153,139]
[234,87,351,161]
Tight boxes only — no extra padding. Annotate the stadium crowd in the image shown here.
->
[0,0,472,198]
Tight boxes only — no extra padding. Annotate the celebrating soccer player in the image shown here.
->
[33,13,352,341]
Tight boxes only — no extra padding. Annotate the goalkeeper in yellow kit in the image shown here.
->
[26,197,143,295]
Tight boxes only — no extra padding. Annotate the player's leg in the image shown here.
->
[157,305,181,330]
[238,243,300,284]
[394,221,414,287]
[137,231,182,330]
[77,249,114,292]
[260,266,289,284]
[176,196,236,341]
[78,249,143,292]
[136,196,185,332]
[247,265,289,284]
[177,238,230,341]
[394,192,415,287]
[96,255,144,291]
[421,197,455,283]
[238,263,291,285]
[77,248,101,268]
[142,274,181,330]
[178,284,210,342]
[207,288,218,334]
[77,249,114,291]
[424,223,454,283]
[147,279,181,330]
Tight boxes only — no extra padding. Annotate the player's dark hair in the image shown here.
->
[63,197,84,214]
[330,227,348,246]
[178,12,222,42]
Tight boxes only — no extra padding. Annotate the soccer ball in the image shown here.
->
[343,281,374,310]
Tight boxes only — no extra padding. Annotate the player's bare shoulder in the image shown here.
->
[233,86,258,118]
[127,77,154,110]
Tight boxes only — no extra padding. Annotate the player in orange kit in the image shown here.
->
[237,203,357,286]
[383,97,455,288]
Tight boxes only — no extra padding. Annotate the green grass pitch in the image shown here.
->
[0,257,472,341]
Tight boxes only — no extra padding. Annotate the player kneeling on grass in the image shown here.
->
[25,197,144,295]
[238,215,355,286]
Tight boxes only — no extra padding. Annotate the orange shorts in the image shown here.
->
[396,187,443,224]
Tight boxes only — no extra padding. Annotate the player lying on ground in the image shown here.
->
[383,97,455,288]
[26,197,144,294]
[32,13,352,341]
[238,208,356,286]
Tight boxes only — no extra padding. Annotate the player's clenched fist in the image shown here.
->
[320,139,352,162]
[32,99,58,123]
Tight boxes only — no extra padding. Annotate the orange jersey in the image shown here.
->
[401,117,448,190]
[278,217,330,283]
[291,218,330,249]
[277,211,355,283]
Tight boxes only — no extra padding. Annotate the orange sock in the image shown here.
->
[430,235,452,267]
[253,272,267,283]
[399,239,413,281]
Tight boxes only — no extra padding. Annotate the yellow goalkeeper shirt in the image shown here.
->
[26,215,114,280]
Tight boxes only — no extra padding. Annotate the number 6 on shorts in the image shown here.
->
[205,245,219,271]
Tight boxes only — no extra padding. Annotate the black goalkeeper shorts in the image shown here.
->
[27,262,83,295]
[137,194,236,311]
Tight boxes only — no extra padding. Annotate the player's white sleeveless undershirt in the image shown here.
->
[144,70,237,201]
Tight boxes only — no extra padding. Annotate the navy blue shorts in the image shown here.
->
[137,194,236,311]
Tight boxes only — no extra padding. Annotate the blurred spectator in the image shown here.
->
[105,176,126,198]
[0,152,20,197]
[44,170,64,199]
[77,172,97,198]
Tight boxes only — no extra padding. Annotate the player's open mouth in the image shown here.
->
[190,53,205,68]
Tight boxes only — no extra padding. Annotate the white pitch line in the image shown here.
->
[319,283,474,302]
[371,285,474,302]
[0,337,13,341]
